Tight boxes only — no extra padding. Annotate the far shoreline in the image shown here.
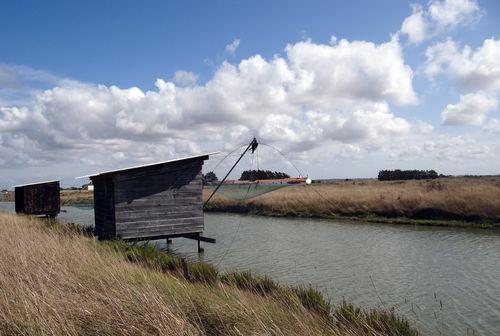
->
[2,176,499,229]
[203,208,498,229]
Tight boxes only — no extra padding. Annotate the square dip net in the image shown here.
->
[206,183,290,201]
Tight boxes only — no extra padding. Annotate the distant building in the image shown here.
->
[222,177,310,185]
[221,180,254,185]
[256,177,307,185]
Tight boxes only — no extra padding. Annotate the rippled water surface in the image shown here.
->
[1,202,499,335]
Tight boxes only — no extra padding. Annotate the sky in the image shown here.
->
[1,0,500,188]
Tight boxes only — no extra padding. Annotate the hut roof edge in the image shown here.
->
[76,152,219,179]
[13,180,60,188]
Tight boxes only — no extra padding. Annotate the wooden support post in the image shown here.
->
[197,239,204,253]
[166,238,172,245]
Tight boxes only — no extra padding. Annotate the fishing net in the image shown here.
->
[206,183,291,200]
[205,140,308,202]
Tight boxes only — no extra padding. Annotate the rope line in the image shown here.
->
[259,143,304,177]
[209,143,247,173]
[215,153,256,267]
[258,142,341,214]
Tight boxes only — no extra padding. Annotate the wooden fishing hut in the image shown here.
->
[84,153,217,250]
[14,180,61,217]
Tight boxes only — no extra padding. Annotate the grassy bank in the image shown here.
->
[204,177,500,228]
[60,190,94,205]
[0,212,417,335]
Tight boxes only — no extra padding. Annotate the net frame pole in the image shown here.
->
[203,138,257,208]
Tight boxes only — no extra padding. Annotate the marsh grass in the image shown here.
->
[221,271,279,295]
[0,212,338,335]
[205,177,500,226]
[334,301,418,336]
[60,190,93,205]
[0,212,418,335]
[294,285,332,318]
[106,240,181,272]
[187,263,219,285]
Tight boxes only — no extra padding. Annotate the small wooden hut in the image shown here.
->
[86,153,216,247]
[14,180,61,217]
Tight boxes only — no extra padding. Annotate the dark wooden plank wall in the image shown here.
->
[91,175,116,239]
[14,187,24,213]
[112,159,204,240]
[14,182,60,216]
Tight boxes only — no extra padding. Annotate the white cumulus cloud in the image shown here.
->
[225,38,240,54]
[426,38,500,92]
[400,0,481,45]
[401,4,428,45]
[0,36,420,180]
[428,0,481,30]
[171,70,198,86]
[483,118,500,133]
[441,92,498,126]
[414,120,435,133]
[426,38,500,129]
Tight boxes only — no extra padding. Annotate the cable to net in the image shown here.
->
[215,152,256,267]
[259,142,340,212]
[213,141,335,267]
[209,143,247,173]
[259,143,304,177]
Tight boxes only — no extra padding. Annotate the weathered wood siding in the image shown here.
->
[113,159,204,240]
[90,157,205,240]
[15,181,60,216]
[91,175,115,239]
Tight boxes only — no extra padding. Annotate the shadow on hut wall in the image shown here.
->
[89,155,213,244]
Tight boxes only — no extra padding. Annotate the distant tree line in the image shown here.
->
[202,172,218,185]
[378,169,439,181]
[240,170,290,181]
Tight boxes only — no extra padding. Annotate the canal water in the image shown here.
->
[1,202,499,335]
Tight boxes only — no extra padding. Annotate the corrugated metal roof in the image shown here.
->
[13,180,60,188]
[76,152,219,179]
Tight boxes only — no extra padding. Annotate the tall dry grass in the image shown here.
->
[0,212,417,335]
[60,190,93,205]
[205,177,500,224]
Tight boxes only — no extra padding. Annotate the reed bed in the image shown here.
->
[205,177,500,226]
[0,212,417,335]
[60,190,93,205]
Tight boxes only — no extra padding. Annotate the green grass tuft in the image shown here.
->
[221,271,279,295]
[187,262,219,285]
[105,240,180,272]
[334,301,418,336]
[42,218,95,237]
[293,285,331,318]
